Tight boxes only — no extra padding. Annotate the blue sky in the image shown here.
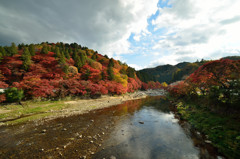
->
[115,0,240,70]
[0,0,240,70]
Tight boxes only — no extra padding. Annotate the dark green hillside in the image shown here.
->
[221,56,240,60]
[137,60,206,83]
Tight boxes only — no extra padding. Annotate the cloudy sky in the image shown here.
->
[0,0,240,70]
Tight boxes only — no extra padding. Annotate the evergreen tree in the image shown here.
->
[0,46,6,56]
[0,51,2,63]
[55,47,61,58]
[101,71,106,80]
[107,66,115,80]
[10,42,18,56]
[62,64,69,74]
[74,55,82,70]
[64,48,70,59]
[80,52,86,65]
[91,54,97,60]
[72,50,82,70]
[51,45,55,52]
[108,58,114,67]
[18,43,25,50]
[126,67,136,78]
[29,44,35,56]
[59,51,66,65]
[22,47,31,71]
[83,68,90,80]
[41,45,48,54]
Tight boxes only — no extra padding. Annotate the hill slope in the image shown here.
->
[137,61,206,83]
[0,42,143,102]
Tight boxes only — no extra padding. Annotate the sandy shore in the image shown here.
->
[45,89,166,120]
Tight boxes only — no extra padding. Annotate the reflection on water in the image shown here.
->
[93,97,218,159]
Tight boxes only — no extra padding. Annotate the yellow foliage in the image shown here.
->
[68,66,78,75]
[161,82,168,87]
[115,73,128,87]
[90,61,102,70]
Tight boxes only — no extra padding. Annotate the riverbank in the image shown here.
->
[171,98,240,159]
[0,89,165,126]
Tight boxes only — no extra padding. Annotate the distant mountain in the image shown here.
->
[138,56,240,84]
[135,61,195,83]
[221,56,240,61]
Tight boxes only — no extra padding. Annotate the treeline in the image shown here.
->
[0,42,165,103]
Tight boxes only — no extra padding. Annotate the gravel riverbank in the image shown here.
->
[0,89,166,126]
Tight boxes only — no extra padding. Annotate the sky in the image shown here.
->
[0,0,240,70]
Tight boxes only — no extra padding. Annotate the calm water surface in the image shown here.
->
[93,97,219,159]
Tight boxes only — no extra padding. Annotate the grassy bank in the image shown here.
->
[173,99,240,158]
[0,100,69,125]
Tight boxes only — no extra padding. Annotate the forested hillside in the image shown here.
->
[137,56,240,84]
[137,60,206,83]
[0,42,164,103]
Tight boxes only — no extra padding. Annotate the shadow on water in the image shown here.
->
[0,96,222,159]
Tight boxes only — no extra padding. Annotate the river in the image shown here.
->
[0,96,222,159]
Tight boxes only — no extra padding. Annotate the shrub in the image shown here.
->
[5,87,24,102]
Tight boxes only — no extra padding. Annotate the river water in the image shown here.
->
[0,96,222,159]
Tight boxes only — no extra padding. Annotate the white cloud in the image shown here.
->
[128,64,143,70]
[0,0,158,57]
[150,0,240,66]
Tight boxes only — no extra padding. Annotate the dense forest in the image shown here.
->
[0,42,165,103]
[137,56,240,83]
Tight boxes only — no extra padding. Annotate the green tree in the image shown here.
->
[10,42,18,56]
[107,67,115,80]
[55,47,61,58]
[80,52,86,65]
[101,71,106,80]
[0,46,7,56]
[126,67,135,78]
[108,58,114,67]
[72,51,82,70]
[18,43,25,50]
[0,52,2,63]
[29,44,35,56]
[59,51,66,65]
[22,47,31,71]
[5,87,24,103]
[64,48,70,59]
[41,45,48,54]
